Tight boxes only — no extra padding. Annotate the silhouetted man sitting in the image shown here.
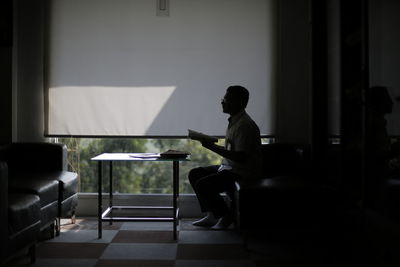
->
[188,85,261,230]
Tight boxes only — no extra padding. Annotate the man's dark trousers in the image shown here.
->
[188,165,238,218]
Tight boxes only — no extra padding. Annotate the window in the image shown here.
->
[59,137,274,194]
[59,138,222,193]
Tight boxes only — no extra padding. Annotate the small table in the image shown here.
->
[91,153,189,240]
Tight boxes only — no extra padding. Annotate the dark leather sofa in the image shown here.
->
[0,142,78,264]
[234,143,340,234]
[1,161,40,264]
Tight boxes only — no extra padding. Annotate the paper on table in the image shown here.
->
[188,129,218,143]
[129,153,160,158]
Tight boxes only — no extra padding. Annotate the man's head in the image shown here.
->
[221,85,249,115]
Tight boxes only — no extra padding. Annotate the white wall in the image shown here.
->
[369,0,400,136]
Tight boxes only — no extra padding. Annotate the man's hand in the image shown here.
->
[201,140,215,149]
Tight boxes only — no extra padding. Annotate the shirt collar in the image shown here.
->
[228,110,246,126]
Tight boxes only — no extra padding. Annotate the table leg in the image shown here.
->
[176,161,180,226]
[98,161,103,239]
[109,161,113,225]
[173,161,179,240]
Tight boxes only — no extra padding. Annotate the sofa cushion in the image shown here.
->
[237,175,341,229]
[9,170,78,200]
[8,193,41,237]
[9,177,59,208]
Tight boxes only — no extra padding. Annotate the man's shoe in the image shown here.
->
[210,215,233,230]
[192,215,218,227]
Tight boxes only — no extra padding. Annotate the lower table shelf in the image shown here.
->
[100,205,180,239]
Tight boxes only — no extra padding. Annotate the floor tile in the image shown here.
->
[101,243,178,260]
[112,230,176,243]
[178,230,242,244]
[176,244,250,260]
[61,218,123,231]
[179,219,201,231]
[47,230,118,243]
[175,260,256,267]
[31,259,98,267]
[36,243,107,259]
[179,219,235,231]
[95,259,175,267]
[120,221,175,231]
[21,217,341,267]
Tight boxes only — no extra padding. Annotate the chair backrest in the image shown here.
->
[260,143,311,178]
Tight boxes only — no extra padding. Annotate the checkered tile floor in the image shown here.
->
[6,218,359,267]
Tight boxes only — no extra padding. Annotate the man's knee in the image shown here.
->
[188,167,204,183]
[195,176,215,193]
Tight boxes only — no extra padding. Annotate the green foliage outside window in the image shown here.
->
[58,138,223,194]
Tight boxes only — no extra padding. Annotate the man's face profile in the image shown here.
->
[221,91,239,114]
[221,92,231,114]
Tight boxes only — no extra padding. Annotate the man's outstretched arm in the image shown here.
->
[201,141,246,163]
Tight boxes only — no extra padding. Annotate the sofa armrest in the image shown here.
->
[5,142,67,172]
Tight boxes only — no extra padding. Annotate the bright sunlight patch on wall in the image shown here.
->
[48,86,176,136]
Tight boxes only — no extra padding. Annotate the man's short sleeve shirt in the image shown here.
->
[221,110,262,179]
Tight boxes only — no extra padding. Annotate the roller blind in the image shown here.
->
[45,0,276,136]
